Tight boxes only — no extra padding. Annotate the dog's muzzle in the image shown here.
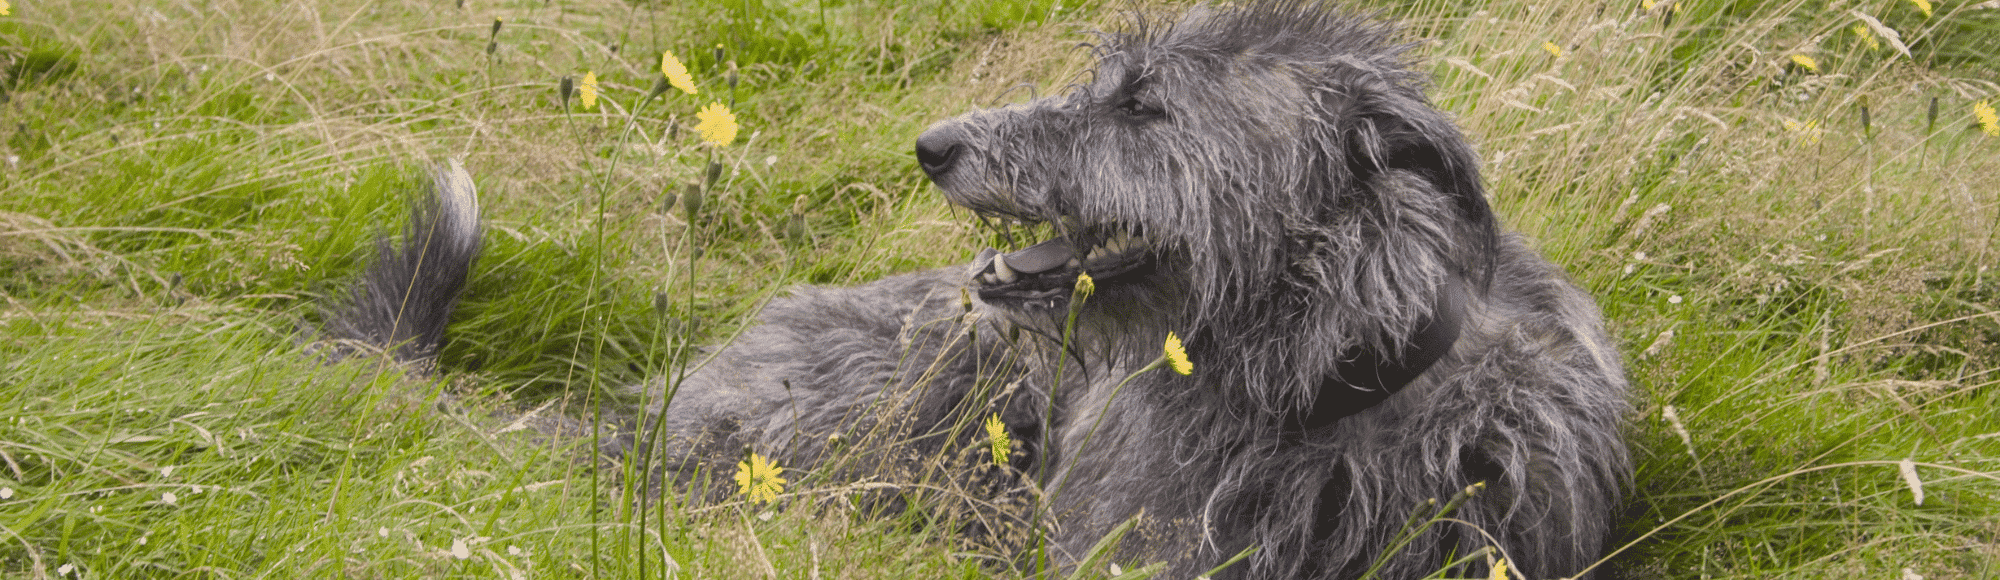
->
[918,118,1155,308]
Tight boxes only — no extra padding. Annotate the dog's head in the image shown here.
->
[917,0,1498,413]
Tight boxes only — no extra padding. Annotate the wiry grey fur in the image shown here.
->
[328,2,1629,578]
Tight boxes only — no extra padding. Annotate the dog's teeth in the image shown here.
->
[994,254,1017,283]
[1085,246,1106,261]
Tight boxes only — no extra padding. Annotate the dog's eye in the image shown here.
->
[1116,95,1165,120]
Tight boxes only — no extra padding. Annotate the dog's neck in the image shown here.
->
[1287,273,1467,432]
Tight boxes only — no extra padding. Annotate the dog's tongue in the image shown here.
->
[1002,238,1075,273]
[970,238,1075,278]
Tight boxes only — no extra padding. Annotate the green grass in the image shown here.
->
[3,0,1997,578]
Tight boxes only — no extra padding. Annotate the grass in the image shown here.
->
[1,0,1996,578]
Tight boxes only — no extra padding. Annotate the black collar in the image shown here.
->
[1285,274,1467,432]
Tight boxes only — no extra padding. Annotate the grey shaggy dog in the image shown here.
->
[325,1,1631,578]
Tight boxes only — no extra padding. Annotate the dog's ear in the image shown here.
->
[1346,101,1487,220]
[1344,93,1500,282]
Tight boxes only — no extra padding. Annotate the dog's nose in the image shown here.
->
[914,124,965,179]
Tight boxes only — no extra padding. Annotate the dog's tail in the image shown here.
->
[321,159,482,366]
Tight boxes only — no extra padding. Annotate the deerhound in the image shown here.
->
[326,1,1630,578]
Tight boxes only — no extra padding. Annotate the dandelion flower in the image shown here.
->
[1640,0,1656,10]
[1783,118,1824,145]
[1853,25,1881,51]
[579,71,599,110]
[1074,272,1095,299]
[984,414,1011,467]
[662,51,698,95]
[1164,332,1193,376]
[1,0,11,16]
[1489,558,1511,580]
[1908,0,1932,18]
[1788,54,1819,73]
[1541,41,1563,58]
[1976,100,1999,137]
[695,102,739,146]
[734,452,786,504]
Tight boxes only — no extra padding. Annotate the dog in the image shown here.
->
[324,1,1631,577]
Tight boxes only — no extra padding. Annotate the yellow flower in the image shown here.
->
[1541,41,1563,58]
[1853,25,1881,51]
[984,414,1011,467]
[1489,558,1510,580]
[1640,0,1656,10]
[734,452,786,504]
[1,0,11,16]
[579,71,599,110]
[662,51,697,95]
[1789,54,1819,73]
[1977,100,1999,137]
[1909,0,1933,18]
[1074,271,1095,299]
[1783,118,1824,145]
[696,102,738,146]
[1164,332,1192,376]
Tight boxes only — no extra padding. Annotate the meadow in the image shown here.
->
[1,0,1996,578]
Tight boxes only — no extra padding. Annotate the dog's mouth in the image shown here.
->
[967,221,1154,309]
